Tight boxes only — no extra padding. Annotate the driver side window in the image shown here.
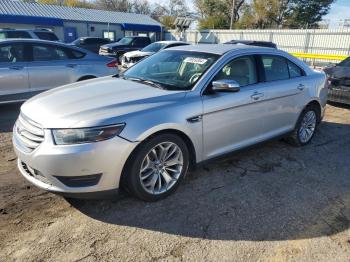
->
[214,56,257,87]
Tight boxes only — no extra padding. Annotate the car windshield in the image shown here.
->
[141,42,167,52]
[122,50,219,91]
[118,37,133,45]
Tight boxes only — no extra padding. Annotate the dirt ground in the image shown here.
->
[0,103,350,262]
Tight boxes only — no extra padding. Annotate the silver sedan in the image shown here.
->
[0,39,118,104]
[13,44,328,201]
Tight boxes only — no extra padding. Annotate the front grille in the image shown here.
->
[15,114,44,152]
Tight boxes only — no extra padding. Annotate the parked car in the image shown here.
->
[13,44,327,201]
[121,41,189,68]
[324,57,350,105]
[0,28,59,41]
[225,40,277,48]
[0,39,118,104]
[99,36,151,59]
[70,37,111,53]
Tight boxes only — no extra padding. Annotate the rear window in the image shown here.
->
[338,57,350,67]
[0,31,31,39]
[34,32,59,41]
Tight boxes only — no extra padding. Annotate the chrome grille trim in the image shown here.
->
[15,114,44,152]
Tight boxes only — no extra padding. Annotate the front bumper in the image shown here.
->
[13,127,138,197]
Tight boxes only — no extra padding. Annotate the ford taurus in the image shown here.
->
[13,44,328,201]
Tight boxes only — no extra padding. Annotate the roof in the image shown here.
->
[156,41,188,44]
[0,0,162,27]
[169,44,265,55]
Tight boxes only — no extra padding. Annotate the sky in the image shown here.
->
[324,0,350,27]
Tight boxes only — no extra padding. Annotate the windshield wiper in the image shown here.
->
[123,76,164,89]
[141,80,164,90]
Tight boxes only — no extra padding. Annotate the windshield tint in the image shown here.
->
[122,50,219,91]
[141,42,166,52]
[118,37,133,45]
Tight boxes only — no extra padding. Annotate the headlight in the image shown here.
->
[52,124,125,145]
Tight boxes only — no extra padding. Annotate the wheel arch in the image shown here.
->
[305,99,322,123]
[119,128,197,188]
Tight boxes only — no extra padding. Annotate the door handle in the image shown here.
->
[66,64,77,68]
[251,92,264,101]
[297,84,305,91]
[9,66,24,70]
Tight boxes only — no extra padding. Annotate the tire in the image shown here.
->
[124,133,189,202]
[286,105,320,146]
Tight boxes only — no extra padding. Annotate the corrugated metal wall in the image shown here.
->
[165,29,350,64]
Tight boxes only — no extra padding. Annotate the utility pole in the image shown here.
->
[230,0,235,30]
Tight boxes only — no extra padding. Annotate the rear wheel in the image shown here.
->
[124,134,189,201]
[287,105,319,146]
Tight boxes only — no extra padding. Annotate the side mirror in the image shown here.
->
[212,79,240,92]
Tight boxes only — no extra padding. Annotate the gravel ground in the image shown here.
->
[0,103,350,262]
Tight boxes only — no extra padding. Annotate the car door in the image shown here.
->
[254,54,308,137]
[27,43,76,92]
[0,43,29,98]
[202,55,269,159]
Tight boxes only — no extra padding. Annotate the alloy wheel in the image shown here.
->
[298,110,317,143]
[139,142,183,195]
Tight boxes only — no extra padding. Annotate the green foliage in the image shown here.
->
[196,0,335,29]
[286,0,335,28]
[198,16,229,29]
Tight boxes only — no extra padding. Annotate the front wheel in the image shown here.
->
[287,105,319,146]
[124,134,189,201]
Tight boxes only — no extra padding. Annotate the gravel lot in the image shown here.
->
[0,103,350,262]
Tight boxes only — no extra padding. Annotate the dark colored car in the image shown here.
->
[70,37,111,53]
[324,57,350,105]
[225,40,277,49]
[99,36,151,59]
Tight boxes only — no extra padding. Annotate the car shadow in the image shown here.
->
[68,120,350,241]
[0,103,22,132]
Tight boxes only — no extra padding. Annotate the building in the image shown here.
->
[0,0,163,42]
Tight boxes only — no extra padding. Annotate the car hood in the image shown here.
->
[21,76,187,128]
[124,50,154,58]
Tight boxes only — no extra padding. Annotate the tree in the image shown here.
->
[195,0,245,29]
[286,0,335,28]
[132,0,151,14]
[168,0,187,16]
[94,0,133,12]
[238,0,334,29]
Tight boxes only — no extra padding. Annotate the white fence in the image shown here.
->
[165,29,350,64]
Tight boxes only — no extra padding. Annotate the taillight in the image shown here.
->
[107,59,118,68]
